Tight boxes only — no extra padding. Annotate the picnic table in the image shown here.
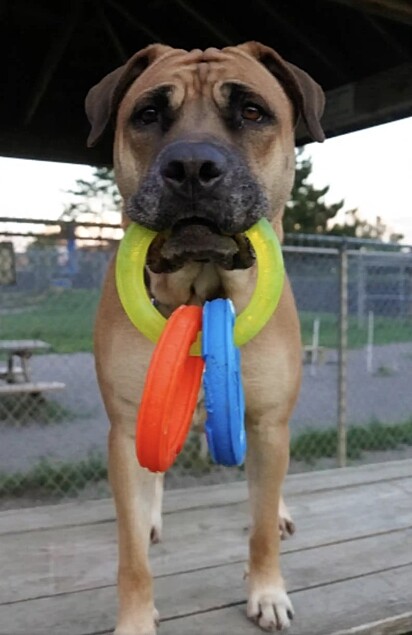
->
[0,339,65,395]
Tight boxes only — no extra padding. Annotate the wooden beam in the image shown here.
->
[255,0,350,81]
[172,0,234,45]
[105,0,164,43]
[94,0,128,63]
[0,126,113,166]
[325,0,412,26]
[364,13,411,60]
[23,2,82,125]
[296,62,412,143]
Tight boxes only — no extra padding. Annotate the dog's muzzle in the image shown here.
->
[126,140,269,272]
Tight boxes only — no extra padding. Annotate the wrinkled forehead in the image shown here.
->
[122,47,289,109]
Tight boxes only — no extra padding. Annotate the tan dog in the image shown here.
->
[86,42,324,635]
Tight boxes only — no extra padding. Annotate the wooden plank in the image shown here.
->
[332,612,412,635]
[0,340,51,352]
[0,381,65,395]
[0,498,117,536]
[326,0,412,26]
[296,62,412,142]
[284,458,412,496]
[0,364,23,376]
[1,459,411,536]
[2,477,412,603]
[154,564,412,635]
[1,527,411,635]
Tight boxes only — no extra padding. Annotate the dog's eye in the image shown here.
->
[241,103,265,123]
[133,106,159,125]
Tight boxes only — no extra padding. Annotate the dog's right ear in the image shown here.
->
[85,44,172,147]
[237,42,325,143]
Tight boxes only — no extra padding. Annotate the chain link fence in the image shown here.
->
[1,220,412,508]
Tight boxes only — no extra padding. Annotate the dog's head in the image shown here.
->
[86,42,324,271]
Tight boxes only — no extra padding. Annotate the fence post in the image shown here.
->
[357,249,366,328]
[337,241,348,467]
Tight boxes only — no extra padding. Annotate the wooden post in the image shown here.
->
[366,310,374,374]
[357,250,366,328]
[310,317,320,377]
[337,242,348,467]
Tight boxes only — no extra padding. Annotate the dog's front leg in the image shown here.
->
[109,425,159,635]
[219,268,298,631]
[245,415,294,631]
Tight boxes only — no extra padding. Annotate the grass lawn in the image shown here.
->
[0,289,100,353]
[0,290,410,354]
[300,311,412,349]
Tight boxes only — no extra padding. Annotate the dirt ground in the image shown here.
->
[1,342,412,473]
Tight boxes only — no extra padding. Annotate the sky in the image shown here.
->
[0,115,411,243]
[306,116,412,243]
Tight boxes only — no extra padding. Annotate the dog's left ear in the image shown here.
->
[238,42,325,142]
[85,44,173,147]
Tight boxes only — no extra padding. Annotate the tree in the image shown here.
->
[328,209,385,240]
[285,150,403,243]
[327,209,403,243]
[60,167,122,222]
[285,151,345,235]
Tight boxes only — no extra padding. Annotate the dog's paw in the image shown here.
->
[279,515,295,540]
[247,586,294,631]
[150,521,162,544]
[150,498,163,544]
[150,474,163,545]
[114,607,159,635]
[279,498,295,540]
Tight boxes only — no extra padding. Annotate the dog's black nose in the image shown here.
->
[160,142,227,196]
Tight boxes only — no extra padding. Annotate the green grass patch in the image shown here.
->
[1,419,412,499]
[300,312,412,349]
[0,453,107,498]
[0,289,100,353]
[1,289,410,354]
[291,418,412,463]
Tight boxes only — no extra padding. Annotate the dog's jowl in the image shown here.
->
[86,42,324,635]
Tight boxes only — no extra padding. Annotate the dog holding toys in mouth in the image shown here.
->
[86,41,324,635]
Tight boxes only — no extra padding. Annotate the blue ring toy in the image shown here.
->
[202,299,246,466]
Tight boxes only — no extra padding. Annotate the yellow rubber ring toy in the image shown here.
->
[116,218,285,354]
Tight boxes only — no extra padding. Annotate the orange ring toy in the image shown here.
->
[136,305,204,472]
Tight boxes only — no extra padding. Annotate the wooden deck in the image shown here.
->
[1,459,412,635]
